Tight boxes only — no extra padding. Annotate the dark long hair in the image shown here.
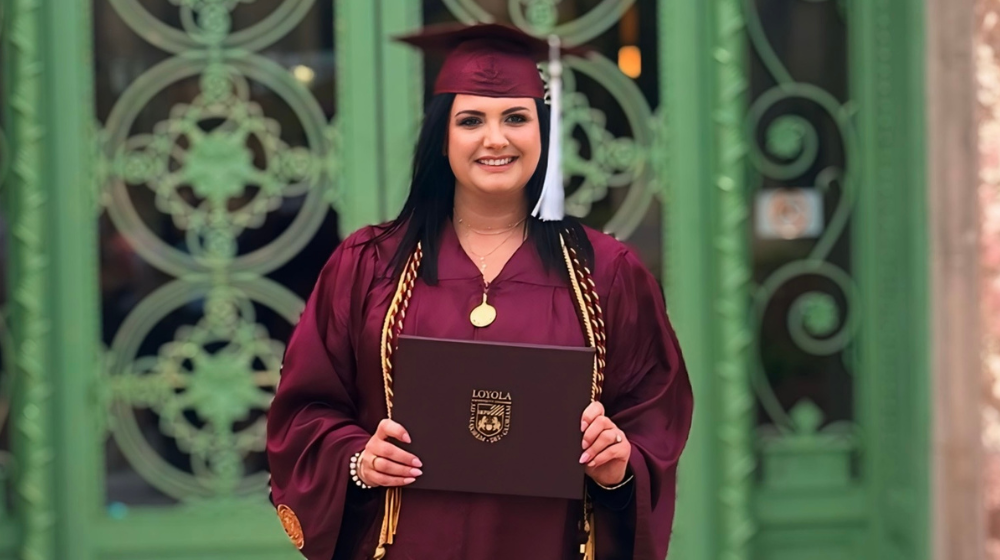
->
[374,93,594,284]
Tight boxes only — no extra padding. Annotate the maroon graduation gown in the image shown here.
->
[266,223,693,560]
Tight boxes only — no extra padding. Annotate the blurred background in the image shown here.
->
[0,0,990,558]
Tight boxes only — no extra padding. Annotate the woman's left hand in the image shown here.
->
[580,401,630,487]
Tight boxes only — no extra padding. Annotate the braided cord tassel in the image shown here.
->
[559,233,607,560]
[374,243,424,559]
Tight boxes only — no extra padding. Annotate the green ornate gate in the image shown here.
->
[0,1,929,559]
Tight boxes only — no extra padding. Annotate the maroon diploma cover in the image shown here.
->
[392,335,595,500]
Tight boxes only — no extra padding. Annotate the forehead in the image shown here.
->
[451,94,538,114]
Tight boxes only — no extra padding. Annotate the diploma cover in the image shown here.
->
[392,335,595,500]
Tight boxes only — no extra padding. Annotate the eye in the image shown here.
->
[458,117,482,127]
[505,114,529,124]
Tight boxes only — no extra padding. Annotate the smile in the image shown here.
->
[476,156,518,167]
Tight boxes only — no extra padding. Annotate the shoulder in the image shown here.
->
[325,222,403,277]
[314,222,404,298]
[580,225,652,292]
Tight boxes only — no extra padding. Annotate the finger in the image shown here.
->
[376,419,412,444]
[363,470,417,488]
[369,439,423,468]
[582,416,615,450]
[585,442,629,470]
[370,453,423,478]
[581,426,622,463]
[580,402,606,431]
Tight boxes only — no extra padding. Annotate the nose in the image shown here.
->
[482,122,509,150]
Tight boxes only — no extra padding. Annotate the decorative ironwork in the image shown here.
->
[745,0,860,433]
[9,0,55,555]
[442,0,635,44]
[107,282,298,498]
[557,57,654,239]
[713,0,754,558]
[102,54,333,275]
[99,0,334,501]
[109,0,316,53]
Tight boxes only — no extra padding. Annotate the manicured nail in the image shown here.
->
[581,421,587,431]
[403,433,412,444]
[412,458,423,468]
[579,452,590,464]
[404,477,416,484]
[411,468,423,477]
[588,461,596,468]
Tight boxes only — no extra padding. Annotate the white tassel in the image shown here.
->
[533,35,565,222]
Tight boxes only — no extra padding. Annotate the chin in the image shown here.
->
[470,179,527,196]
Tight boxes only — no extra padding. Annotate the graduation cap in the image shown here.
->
[396,23,577,222]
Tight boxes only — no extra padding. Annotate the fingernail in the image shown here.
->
[411,468,423,477]
[412,458,423,468]
[579,452,590,464]
[403,433,412,444]
[404,477,416,484]
[581,421,587,431]
[588,461,596,468]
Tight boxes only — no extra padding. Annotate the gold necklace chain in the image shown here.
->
[461,226,522,273]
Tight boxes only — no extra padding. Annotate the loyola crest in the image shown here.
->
[469,389,512,443]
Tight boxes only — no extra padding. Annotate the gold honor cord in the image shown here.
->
[375,234,606,559]
[375,243,423,559]
[559,235,605,559]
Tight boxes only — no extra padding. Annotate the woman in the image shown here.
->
[266,23,693,560]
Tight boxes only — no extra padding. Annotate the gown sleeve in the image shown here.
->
[594,248,694,560]
[266,228,380,560]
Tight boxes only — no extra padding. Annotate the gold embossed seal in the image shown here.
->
[469,389,512,443]
[277,504,304,550]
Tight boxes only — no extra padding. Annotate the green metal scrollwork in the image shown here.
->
[745,0,861,433]
[108,281,299,499]
[99,0,334,503]
[9,0,56,554]
[557,56,655,239]
[102,54,333,276]
[443,0,634,45]
[758,400,855,490]
[110,0,317,53]
[712,0,754,558]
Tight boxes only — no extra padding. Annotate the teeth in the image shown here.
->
[479,157,513,166]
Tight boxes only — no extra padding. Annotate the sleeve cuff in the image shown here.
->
[588,467,635,511]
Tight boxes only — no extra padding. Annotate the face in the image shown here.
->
[447,94,542,198]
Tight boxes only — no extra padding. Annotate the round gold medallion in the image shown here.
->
[277,504,305,550]
[470,299,496,328]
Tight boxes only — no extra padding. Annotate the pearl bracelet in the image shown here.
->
[350,452,373,489]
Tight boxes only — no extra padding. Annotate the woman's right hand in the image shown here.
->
[358,419,423,487]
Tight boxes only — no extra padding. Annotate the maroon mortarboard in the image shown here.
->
[395,23,577,98]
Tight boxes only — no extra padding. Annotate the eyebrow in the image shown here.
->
[454,106,531,117]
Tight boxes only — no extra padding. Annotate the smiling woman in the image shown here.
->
[265,22,693,560]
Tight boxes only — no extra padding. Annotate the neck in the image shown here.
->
[452,185,528,231]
